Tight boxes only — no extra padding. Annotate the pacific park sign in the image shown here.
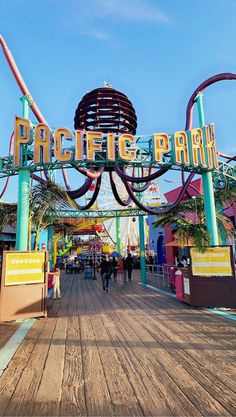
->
[13,116,218,172]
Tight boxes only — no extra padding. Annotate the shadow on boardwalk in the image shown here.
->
[0,272,236,416]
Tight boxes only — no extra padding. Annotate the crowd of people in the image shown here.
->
[48,251,191,299]
[47,253,134,298]
[47,251,191,300]
[99,254,134,292]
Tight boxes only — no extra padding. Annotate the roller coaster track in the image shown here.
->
[213,161,236,188]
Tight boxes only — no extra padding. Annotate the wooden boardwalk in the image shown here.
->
[0,322,20,350]
[0,271,236,416]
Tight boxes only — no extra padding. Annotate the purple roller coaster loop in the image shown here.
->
[67,176,93,199]
[182,72,236,200]
[69,176,102,210]
[0,35,98,196]
[115,165,169,183]
[123,171,194,215]
[109,171,132,206]
[129,166,152,192]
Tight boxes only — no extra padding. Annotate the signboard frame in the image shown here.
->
[3,251,46,286]
[0,250,48,322]
[190,246,235,278]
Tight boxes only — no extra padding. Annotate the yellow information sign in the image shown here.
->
[102,245,110,254]
[5,252,45,286]
[75,217,107,231]
[191,247,233,277]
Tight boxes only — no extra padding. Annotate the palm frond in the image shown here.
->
[0,202,17,231]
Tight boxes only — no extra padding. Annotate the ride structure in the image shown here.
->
[1,35,236,282]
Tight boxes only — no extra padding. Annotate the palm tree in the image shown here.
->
[29,180,78,250]
[153,193,235,251]
[0,180,78,250]
[0,201,17,230]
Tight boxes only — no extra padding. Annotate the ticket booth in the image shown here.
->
[0,251,48,322]
[178,246,236,308]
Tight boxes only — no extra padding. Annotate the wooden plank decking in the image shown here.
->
[0,271,236,416]
[0,322,20,351]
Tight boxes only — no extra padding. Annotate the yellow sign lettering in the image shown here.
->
[107,133,115,161]
[14,116,31,167]
[75,130,83,161]
[190,128,207,168]
[205,124,218,169]
[174,131,189,166]
[86,131,103,160]
[153,133,170,162]
[118,134,136,161]
[34,123,51,164]
[54,128,73,162]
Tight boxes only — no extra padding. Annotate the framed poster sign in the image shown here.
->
[190,247,234,277]
[4,252,46,286]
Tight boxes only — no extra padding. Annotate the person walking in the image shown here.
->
[100,256,111,292]
[47,270,54,298]
[52,267,61,299]
[117,257,125,287]
[111,258,118,282]
[125,253,134,281]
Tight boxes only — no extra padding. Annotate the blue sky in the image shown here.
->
[0,0,236,201]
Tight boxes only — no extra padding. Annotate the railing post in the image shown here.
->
[139,214,147,284]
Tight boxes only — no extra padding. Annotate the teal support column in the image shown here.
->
[48,225,54,269]
[216,201,227,244]
[139,215,147,284]
[137,164,147,284]
[116,217,121,253]
[196,93,219,246]
[16,169,30,250]
[16,96,31,251]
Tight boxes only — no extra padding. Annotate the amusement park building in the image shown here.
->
[0,225,16,250]
[0,225,16,269]
[148,177,236,265]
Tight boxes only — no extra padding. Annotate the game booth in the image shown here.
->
[175,246,236,308]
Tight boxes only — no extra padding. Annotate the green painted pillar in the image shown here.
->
[216,200,227,245]
[48,224,54,269]
[139,215,147,284]
[116,216,121,253]
[16,170,30,250]
[16,96,31,251]
[137,164,147,284]
[196,93,219,246]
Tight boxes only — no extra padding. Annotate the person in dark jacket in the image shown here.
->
[110,258,118,281]
[100,257,111,292]
[125,253,133,281]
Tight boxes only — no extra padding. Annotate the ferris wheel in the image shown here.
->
[82,171,161,254]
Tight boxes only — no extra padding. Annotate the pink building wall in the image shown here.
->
[163,179,202,264]
[162,177,236,264]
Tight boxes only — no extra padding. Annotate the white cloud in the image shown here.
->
[76,0,170,23]
[81,30,110,40]
[67,0,170,41]
[93,0,170,22]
